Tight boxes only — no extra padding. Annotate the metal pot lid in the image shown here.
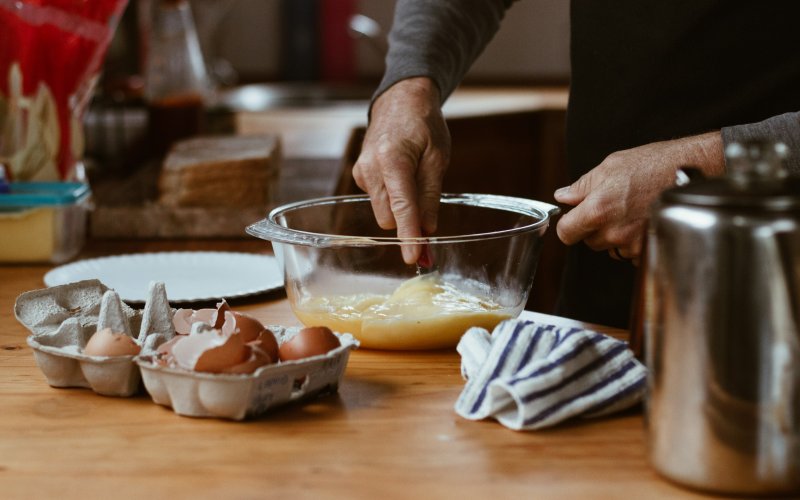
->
[662,141,800,210]
[662,175,800,210]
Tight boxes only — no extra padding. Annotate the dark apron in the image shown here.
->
[557,0,800,327]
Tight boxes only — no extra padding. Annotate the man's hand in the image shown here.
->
[554,131,724,264]
[352,77,451,263]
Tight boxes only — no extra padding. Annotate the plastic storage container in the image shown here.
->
[0,182,91,263]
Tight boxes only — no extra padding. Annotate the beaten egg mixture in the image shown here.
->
[292,273,515,349]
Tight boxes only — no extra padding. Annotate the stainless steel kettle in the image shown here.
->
[643,140,800,494]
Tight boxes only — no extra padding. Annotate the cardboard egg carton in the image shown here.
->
[16,279,359,419]
[15,280,174,397]
[136,327,358,420]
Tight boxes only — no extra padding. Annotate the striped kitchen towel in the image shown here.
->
[455,319,647,430]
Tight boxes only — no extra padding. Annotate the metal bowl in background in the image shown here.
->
[209,82,374,111]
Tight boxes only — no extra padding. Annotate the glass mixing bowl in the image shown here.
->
[247,194,560,350]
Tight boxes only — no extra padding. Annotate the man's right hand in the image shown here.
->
[352,77,451,264]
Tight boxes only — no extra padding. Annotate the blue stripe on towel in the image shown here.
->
[468,321,527,414]
[513,324,552,373]
[519,342,629,404]
[509,334,609,386]
[582,375,646,416]
[522,359,641,427]
[557,327,584,344]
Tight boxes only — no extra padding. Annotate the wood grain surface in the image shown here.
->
[0,239,708,499]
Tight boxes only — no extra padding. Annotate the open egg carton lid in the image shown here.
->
[15,279,359,420]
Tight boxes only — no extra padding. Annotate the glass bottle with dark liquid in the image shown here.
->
[143,0,209,159]
[146,92,204,158]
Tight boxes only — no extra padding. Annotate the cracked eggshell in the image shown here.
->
[221,310,264,342]
[220,346,273,375]
[171,323,249,373]
[172,309,195,335]
[220,310,279,362]
[15,279,173,397]
[136,326,359,420]
[173,300,230,335]
[253,328,279,363]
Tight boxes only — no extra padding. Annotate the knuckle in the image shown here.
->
[556,222,577,245]
[604,151,624,166]
[389,196,416,218]
[352,160,378,191]
[352,162,367,185]
[582,200,610,227]
[372,202,397,230]
[429,148,450,173]
[418,184,442,201]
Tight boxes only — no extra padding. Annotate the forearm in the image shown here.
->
[722,111,800,174]
[374,0,513,106]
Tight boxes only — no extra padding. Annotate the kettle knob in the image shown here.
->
[725,140,789,188]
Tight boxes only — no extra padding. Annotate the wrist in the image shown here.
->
[685,131,725,177]
[371,77,442,119]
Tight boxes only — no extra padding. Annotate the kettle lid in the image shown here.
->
[662,140,800,210]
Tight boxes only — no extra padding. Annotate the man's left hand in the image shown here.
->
[553,131,724,264]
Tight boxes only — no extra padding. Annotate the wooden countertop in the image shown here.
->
[0,239,706,499]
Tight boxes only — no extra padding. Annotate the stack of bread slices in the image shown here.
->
[158,134,281,208]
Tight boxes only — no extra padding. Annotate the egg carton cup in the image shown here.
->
[15,279,175,397]
[135,327,359,420]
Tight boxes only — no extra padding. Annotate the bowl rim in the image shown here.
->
[246,193,560,247]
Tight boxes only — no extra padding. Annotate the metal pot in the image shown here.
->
[643,140,800,494]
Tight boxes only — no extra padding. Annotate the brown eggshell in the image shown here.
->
[209,300,231,328]
[278,326,340,362]
[253,328,280,363]
[221,310,265,342]
[220,345,273,374]
[174,301,230,334]
[83,327,141,357]
[171,329,248,373]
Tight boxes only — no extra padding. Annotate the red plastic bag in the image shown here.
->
[0,0,128,180]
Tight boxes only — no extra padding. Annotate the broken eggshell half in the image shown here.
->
[172,300,230,334]
[161,302,280,374]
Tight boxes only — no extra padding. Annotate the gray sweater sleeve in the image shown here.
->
[373,0,514,104]
[721,112,800,174]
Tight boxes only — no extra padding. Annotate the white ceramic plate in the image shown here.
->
[44,252,284,303]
